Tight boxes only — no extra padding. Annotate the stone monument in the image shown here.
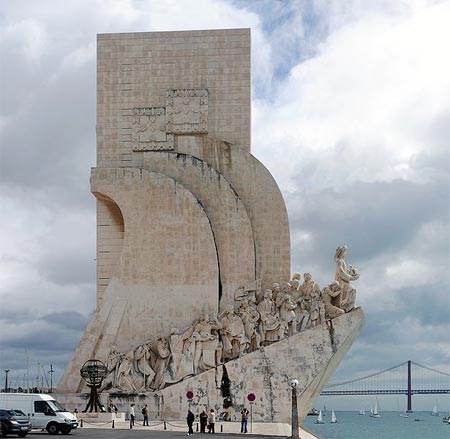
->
[58,29,365,424]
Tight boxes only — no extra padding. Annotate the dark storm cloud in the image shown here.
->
[0,58,96,193]
[36,253,95,286]
[400,283,450,326]
[0,319,85,352]
[288,179,448,266]
[41,311,91,331]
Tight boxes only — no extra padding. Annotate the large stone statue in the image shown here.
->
[99,345,123,391]
[192,315,222,374]
[134,340,156,390]
[276,283,297,337]
[166,326,195,383]
[152,336,171,390]
[257,290,280,344]
[220,307,248,360]
[299,273,323,328]
[334,245,360,312]
[323,281,345,319]
[238,299,261,352]
[115,350,138,392]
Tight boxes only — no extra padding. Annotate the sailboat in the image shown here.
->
[330,410,337,423]
[323,405,327,417]
[397,397,403,417]
[358,408,365,415]
[431,399,439,416]
[315,410,324,424]
[370,398,381,418]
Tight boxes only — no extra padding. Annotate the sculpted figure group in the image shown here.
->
[99,245,359,393]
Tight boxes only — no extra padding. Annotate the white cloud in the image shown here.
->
[253,1,450,191]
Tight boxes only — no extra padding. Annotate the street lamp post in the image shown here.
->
[289,379,299,439]
[4,369,10,392]
[49,365,54,393]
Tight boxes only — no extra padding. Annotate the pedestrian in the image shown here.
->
[129,403,135,428]
[208,409,216,434]
[240,407,249,433]
[142,404,149,426]
[187,409,195,435]
[199,410,208,433]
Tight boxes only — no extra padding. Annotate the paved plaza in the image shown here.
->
[24,419,318,439]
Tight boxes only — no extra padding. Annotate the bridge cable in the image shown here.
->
[411,361,450,377]
[324,361,408,388]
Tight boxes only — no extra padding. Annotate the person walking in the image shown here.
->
[129,403,135,428]
[240,407,249,433]
[208,409,216,433]
[199,410,208,433]
[142,404,149,426]
[187,409,195,435]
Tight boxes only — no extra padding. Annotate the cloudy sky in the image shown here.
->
[0,0,449,410]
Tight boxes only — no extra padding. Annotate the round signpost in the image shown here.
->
[247,393,256,433]
[186,391,194,410]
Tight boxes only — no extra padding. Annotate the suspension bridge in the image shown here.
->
[321,360,450,411]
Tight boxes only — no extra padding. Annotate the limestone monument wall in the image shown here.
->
[59,29,364,423]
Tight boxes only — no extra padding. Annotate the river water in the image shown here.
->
[301,411,449,439]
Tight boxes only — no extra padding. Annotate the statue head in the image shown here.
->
[240,299,249,308]
[271,282,280,292]
[304,273,312,282]
[281,282,291,293]
[292,272,301,282]
[264,289,273,299]
[226,306,235,315]
[335,245,347,260]
[330,281,340,291]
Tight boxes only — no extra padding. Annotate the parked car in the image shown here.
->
[0,408,32,437]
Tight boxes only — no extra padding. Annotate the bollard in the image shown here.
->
[164,421,167,430]
[112,420,115,429]
[196,422,199,432]
[221,424,223,433]
[80,419,83,428]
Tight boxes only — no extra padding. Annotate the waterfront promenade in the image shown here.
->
[71,418,318,439]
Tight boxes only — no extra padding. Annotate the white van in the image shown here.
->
[0,393,78,435]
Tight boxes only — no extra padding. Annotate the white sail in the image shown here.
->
[370,398,381,418]
[316,410,324,424]
[330,410,337,423]
[431,399,439,416]
[358,408,365,415]
[397,397,402,416]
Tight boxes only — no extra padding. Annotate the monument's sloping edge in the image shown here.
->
[58,295,128,393]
